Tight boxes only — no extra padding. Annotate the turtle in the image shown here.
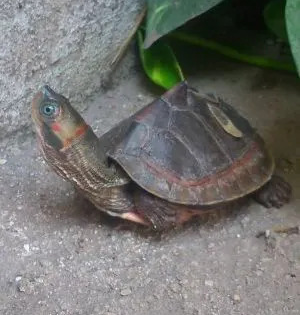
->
[31,81,291,230]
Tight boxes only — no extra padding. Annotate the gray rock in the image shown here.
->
[0,0,144,140]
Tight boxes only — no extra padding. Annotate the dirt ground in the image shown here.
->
[0,53,299,315]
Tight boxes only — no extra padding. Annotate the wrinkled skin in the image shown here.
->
[31,84,292,230]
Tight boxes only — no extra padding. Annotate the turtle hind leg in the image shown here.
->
[253,175,292,208]
[134,190,178,231]
[134,189,214,231]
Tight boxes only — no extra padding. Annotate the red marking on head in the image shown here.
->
[75,124,88,137]
[63,123,89,148]
[51,122,61,132]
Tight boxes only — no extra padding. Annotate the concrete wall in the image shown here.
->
[0,0,144,140]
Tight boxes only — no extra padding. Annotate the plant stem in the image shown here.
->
[169,31,297,73]
[110,6,147,67]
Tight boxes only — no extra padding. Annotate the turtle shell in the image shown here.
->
[105,81,274,206]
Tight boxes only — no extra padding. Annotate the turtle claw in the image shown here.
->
[254,175,292,208]
[120,212,150,226]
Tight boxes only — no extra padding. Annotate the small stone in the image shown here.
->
[120,288,132,296]
[23,244,30,252]
[169,283,180,293]
[18,284,26,292]
[204,280,214,287]
[0,158,7,165]
[17,278,35,294]
[137,94,144,101]
[39,259,52,268]
[233,294,241,302]
[15,276,22,282]
[241,216,250,228]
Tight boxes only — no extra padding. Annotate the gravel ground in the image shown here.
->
[0,54,299,315]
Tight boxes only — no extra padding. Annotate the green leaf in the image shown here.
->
[144,0,224,48]
[264,0,288,41]
[286,0,300,76]
[137,30,184,89]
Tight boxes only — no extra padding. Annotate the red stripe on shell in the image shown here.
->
[143,142,262,188]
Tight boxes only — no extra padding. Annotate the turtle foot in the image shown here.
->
[120,212,150,226]
[254,175,292,208]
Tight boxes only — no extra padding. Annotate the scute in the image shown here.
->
[107,81,274,206]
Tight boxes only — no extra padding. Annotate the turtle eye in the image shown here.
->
[40,103,59,118]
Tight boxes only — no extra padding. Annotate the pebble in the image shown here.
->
[137,94,144,101]
[233,294,241,302]
[0,158,7,165]
[204,280,214,287]
[241,216,250,228]
[15,276,22,282]
[169,283,180,293]
[17,277,35,294]
[120,288,132,296]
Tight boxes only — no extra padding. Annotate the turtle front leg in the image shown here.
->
[253,175,292,208]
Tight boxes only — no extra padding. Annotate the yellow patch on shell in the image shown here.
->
[207,103,243,138]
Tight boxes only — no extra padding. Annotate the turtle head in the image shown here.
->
[32,85,88,150]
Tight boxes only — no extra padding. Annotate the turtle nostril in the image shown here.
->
[41,85,56,98]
